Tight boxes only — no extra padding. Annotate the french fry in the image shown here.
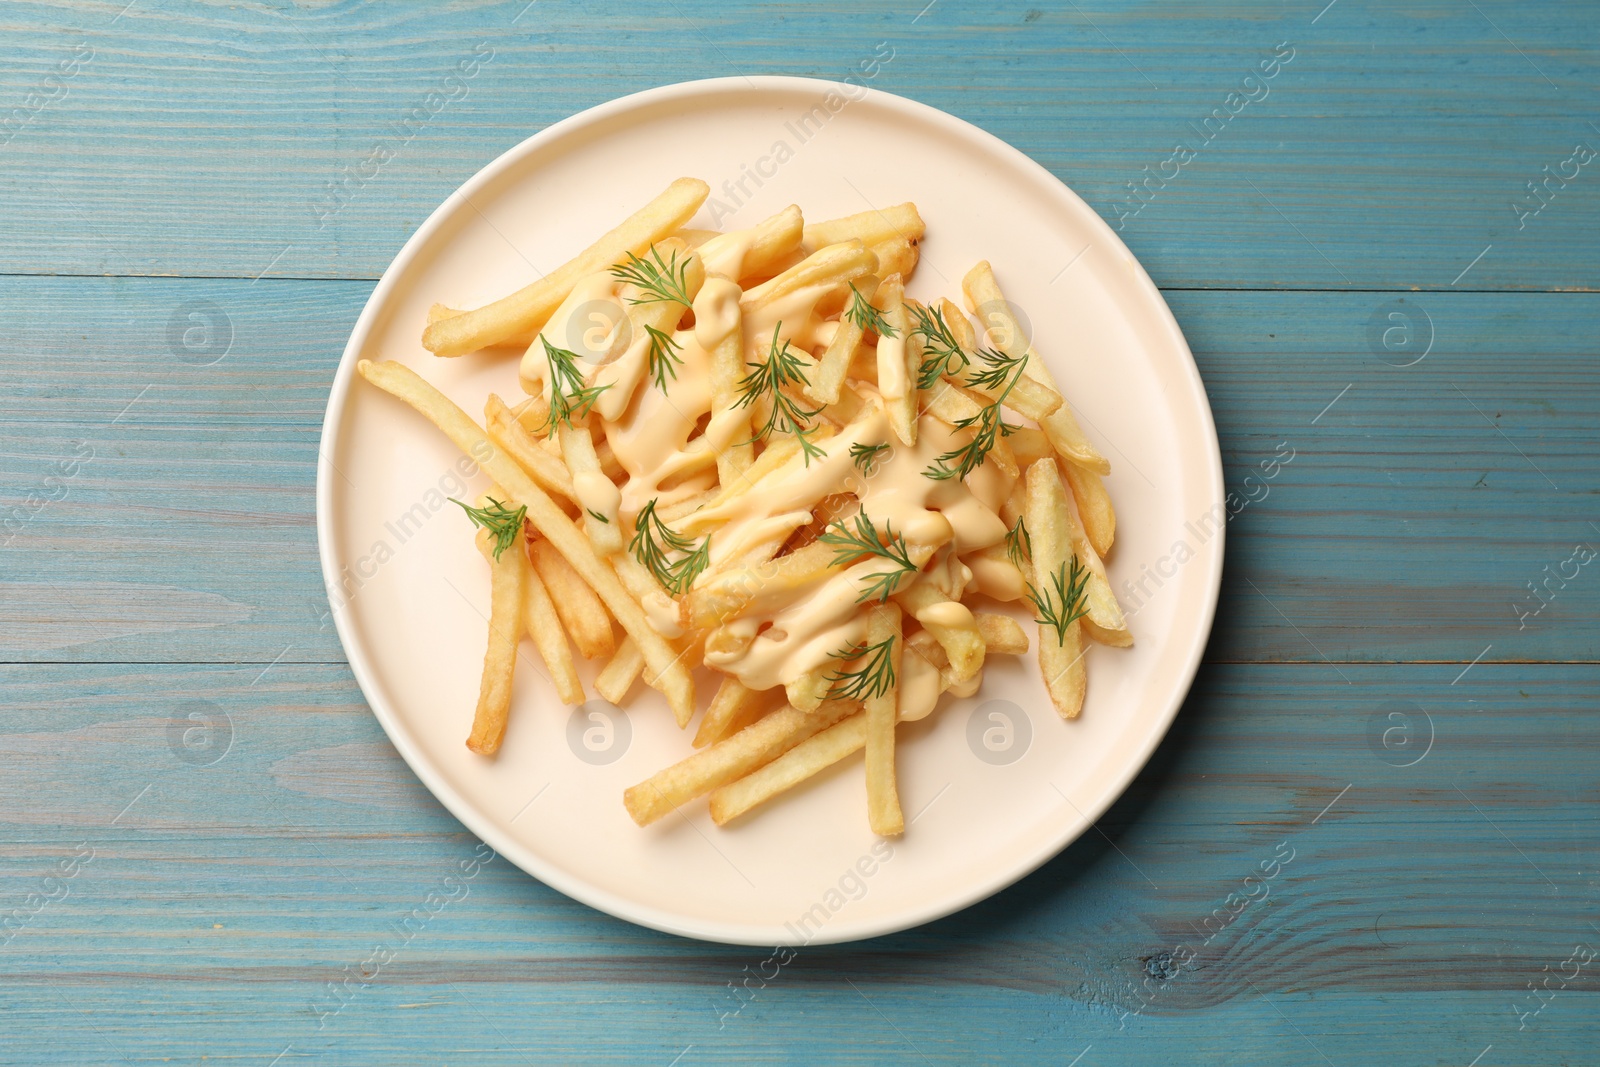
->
[596,638,645,705]
[1025,458,1086,718]
[423,177,709,356]
[624,699,858,826]
[704,282,753,487]
[467,525,527,756]
[357,360,694,722]
[517,539,584,706]
[869,237,919,282]
[696,204,804,280]
[742,240,878,313]
[1060,463,1131,647]
[893,576,984,681]
[710,713,869,826]
[863,602,904,836]
[693,675,766,748]
[802,202,925,253]
[874,274,919,446]
[683,540,838,630]
[785,667,833,713]
[974,612,1029,655]
[963,544,1028,602]
[1064,459,1116,558]
[529,538,616,661]
[557,423,623,554]
[807,276,877,406]
[485,394,576,502]
[712,623,1000,826]
[963,261,1111,477]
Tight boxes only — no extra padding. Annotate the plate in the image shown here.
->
[316,76,1223,945]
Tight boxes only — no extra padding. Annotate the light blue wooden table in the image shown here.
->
[3,2,1597,1063]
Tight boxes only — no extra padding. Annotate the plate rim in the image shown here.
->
[316,74,1225,945]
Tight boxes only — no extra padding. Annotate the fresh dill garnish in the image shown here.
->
[610,246,692,307]
[586,508,610,524]
[849,441,892,476]
[643,324,684,390]
[1027,556,1091,645]
[1004,516,1031,568]
[846,283,898,338]
[541,336,610,429]
[819,510,919,603]
[735,323,826,465]
[922,347,1028,481]
[825,636,897,701]
[911,303,970,390]
[629,498,710,595]
[451,496,527,560]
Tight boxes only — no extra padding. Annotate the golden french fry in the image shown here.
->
[423,178,709,356]
[557,423,624,555]
[696,204,804,281]
[529,538,616,661]
[874,274,919,446]
[596,637,645,705]
[1025,458,1087,718]
[974,612,1029,655]
[1059,464,1130,647]
[869,237,918,282]
[863,601,903,836]
[517,540,584,706]
[356,360,694,722]
[683,540,838,630]
[742,240,877,313]
[785,667,833,713]
[710,714,868,826]
[703,282,753,487]
[467,525,527,756]
[1007,425,1053,466]
[624,699,858,826]
[963,544,1028,602]
[675,227,720,248]
[964,261,1111,476]
[893,577,984,681]
[1064,459,1116,558]
[485,395,575,501]
[802,202,925,252]
[808,276,878,406]
[693,675,767,748]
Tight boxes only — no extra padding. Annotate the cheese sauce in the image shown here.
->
[519,260,1013,691]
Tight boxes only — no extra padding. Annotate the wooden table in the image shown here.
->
[3,2,1596,1063]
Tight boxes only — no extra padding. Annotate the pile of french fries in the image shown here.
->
[357,176,1129,836]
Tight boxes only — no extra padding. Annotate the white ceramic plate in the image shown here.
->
[317,76,1223,945]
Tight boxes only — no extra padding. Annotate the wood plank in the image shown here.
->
[0,660,1592,1064]
[0,1,1594,289]
[3,277,1595,664]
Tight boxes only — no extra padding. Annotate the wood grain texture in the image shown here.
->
[0,662,1594,1065]
[1,0,1597,1062]
[0,1,1595,289]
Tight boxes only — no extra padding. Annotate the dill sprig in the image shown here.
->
[541,336,610,429]
[610,246,692,307]
[911,303,970,390]
[846,283,898,338]
[629,498,710,595]
[849,441,892,476]
[1027,556,1091,645]
[643,324,684,390]
[922,347,1028,481]
[825,636,897,701]
[819,510,919,603]
[1004,516,1031,568]
[451,496,526,560]
[586,508,610,525]
[736,323,826,465]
